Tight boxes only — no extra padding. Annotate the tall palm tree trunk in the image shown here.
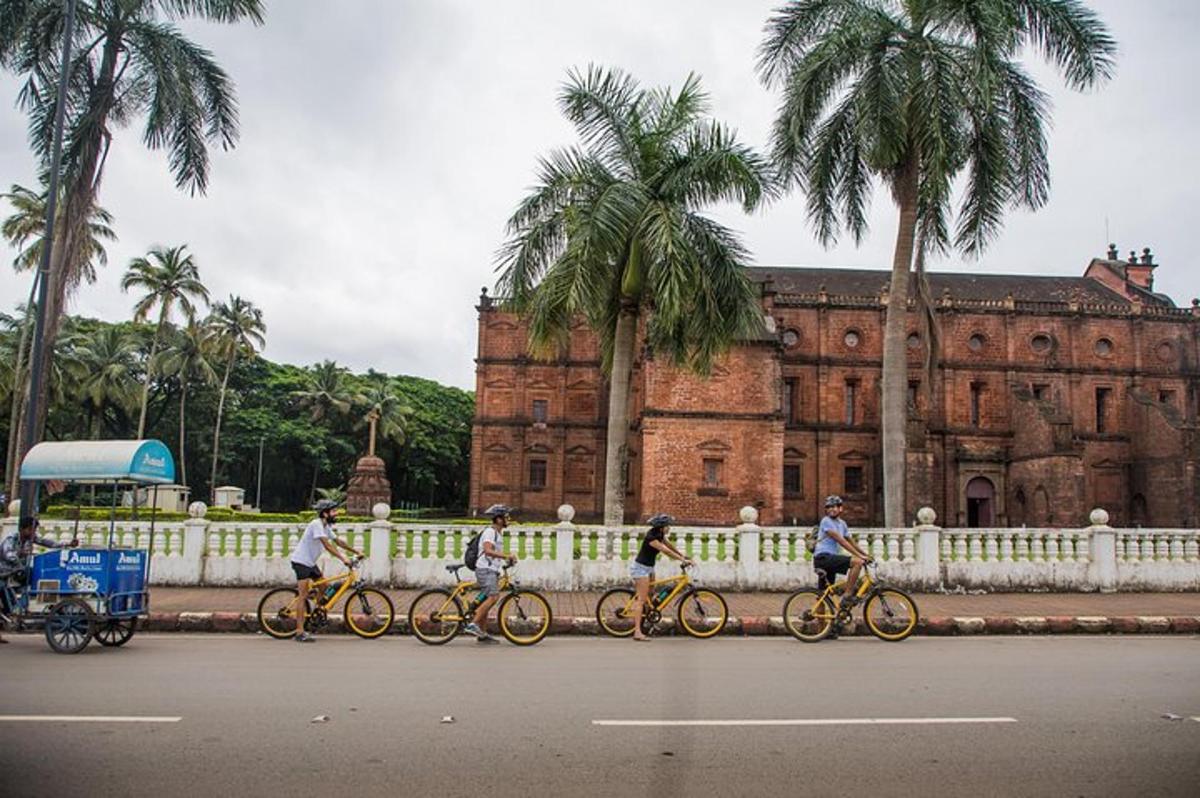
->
[136,314,167,439]
[603,302,638,526]
[4,283,38,499]
[882,162,919,528]
[20,33,121,479]
[209,352,236,501]
[178,381,189,488]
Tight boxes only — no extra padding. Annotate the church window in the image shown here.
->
[703,458,724,488]
[844,380,858,425]
[783,377,800,423]
[1094,338,1113,357]
[782,329,800,348]
[528,459,547,490]
[968,333,986,352]
[907,332,921,350]
[1031,333,1054,354]
[1095,387,1111,433]
[844,466,864,495]
[969,382,984,427]
[531,399,548,424]
[783,464,802,497]
[843,330,861,349]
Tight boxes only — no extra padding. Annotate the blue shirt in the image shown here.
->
[815,515,848,557]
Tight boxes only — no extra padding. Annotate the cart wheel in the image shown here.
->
[95,617,137,647]
[45,599,95,654]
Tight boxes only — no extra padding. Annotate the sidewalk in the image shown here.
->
[138,587,1200,635]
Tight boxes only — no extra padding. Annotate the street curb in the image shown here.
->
[136,612,1200,636]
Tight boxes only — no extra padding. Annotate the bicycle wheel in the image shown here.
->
[677,589,728,638]
[863,588,919,641]
[407,589,465,645]
[782,590,835,642]
[497,590,552,645]
[95,617,137,647]
[344,588,395,639]
[257,588,310,639]
[595,588,637,637]
[44,599,95,654]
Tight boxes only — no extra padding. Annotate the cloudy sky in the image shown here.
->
[1,0,1197,390]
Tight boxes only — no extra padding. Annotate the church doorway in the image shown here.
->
[966,476,996,527]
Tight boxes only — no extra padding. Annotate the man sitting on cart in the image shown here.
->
[0,516,78,643]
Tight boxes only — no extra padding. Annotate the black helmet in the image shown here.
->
[824,495,844,508]
[483,504,512,520]
[313,499,341,514]
[646,513,674,529]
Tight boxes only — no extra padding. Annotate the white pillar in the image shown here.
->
[914,506,942,590]
[367,503,393,586]
[554,504,577,591]
[736,506,761,589]
[1086,508,1117,593]
[182,502,210,585]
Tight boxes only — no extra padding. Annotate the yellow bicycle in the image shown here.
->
[257,556,395,639]
[783,561,918,642]
[407,563,552,646]
[595,563,728,638]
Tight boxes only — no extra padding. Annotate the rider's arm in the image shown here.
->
[826,529,871,561]
[35,534,75,550]
[482,538,516,564]
[333,537,362,557]
[320,538,349,565]
[650,539,691,564]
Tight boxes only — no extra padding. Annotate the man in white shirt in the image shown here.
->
[288,500,361,642]
[464,504,517,644]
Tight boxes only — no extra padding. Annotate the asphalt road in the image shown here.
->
[1,634,1198,797]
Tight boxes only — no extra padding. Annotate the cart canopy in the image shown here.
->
[20,440,176,484]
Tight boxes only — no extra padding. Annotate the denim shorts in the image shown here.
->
[476,569,500,597]
[629,561,655,580]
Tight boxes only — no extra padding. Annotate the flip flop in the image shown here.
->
[632,636,652,642]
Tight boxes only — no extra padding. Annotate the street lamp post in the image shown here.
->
[17,0,79,518]
[255,436,265,510]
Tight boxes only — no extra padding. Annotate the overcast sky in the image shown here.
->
[2,0,1197,390]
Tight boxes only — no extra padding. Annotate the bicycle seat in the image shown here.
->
[445,563,464,574]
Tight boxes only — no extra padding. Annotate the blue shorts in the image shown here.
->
[476,569,500,597]
[630,561,655,580]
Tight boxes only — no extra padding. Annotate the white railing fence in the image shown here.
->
[4,504,1197,592]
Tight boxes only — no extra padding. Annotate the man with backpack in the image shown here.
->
[812,495,872,619]
[463,504,517,644]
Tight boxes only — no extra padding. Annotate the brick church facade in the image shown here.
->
[470,248,1199,528]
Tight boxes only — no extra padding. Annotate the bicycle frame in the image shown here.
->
[429,570,515,623]
[307,567,360,611]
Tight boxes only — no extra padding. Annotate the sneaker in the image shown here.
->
[294,632,316,643]
[476,634,500,645]
[463,622,482,638]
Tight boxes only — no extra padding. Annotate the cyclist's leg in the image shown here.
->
[843,556,866,601]
[289,562,320,639]
[471,570,501,639]
[630,561,654,640]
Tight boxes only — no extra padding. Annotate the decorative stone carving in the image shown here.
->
[372,502,391,521]
[1089,507,1110,527]
[188,501,207,518]
[916,506,937,526]
[346,455,391,517]
[557,504,576,523]
[739,506,759,525]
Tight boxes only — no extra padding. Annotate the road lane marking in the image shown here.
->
[592,717,1018,727]
[0,715,182,723]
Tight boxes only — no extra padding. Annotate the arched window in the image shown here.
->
[965,476,996,527]
[1130,494,1148,527]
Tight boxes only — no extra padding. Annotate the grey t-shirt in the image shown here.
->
[815,516,848,557]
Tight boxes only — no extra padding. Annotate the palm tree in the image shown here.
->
[72,327,139,439]
[2,182,114,493]
[158,321,218,488]
[757,0,1115,526]
[293,360,354,424]
[206,296,266,500]
[0,0,265,463]
[121,245,210,438]
[2,183,116,289]
[496,66,774,525]
[355,380,412,455]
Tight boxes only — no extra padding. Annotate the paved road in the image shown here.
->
[1,635,1198,797]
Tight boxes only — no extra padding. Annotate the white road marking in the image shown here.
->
[592,717,1018,727]
[0,715,181,723]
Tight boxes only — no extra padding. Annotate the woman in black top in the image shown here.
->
[630,513,692,641]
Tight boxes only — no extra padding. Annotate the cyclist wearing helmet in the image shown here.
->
[464,504,518,644]
[288,499,362,643]
[813,496,872,615]
[629,513,693,642]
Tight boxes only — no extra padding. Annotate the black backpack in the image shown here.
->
[463,530,483,570]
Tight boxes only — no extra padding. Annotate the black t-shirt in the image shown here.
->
[635,528,666,567]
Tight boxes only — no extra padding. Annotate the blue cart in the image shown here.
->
[14,439,175,653]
